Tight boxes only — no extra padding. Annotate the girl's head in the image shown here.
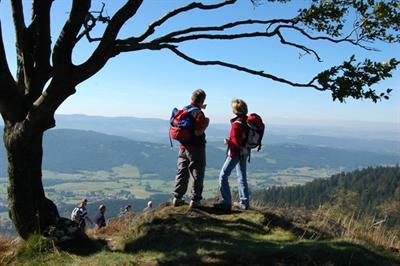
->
[231,99,248,115]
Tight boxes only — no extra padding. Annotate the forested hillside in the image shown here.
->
[253,166,400,227]
[1,128,399,177]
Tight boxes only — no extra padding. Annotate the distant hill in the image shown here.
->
[52,114,400,154]
[0,128,399,177]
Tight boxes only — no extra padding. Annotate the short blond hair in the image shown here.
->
[191,89,206,104]
[231,99,248,115]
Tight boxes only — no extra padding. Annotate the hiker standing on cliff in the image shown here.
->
[170,89,209,209]
[214,99,252,211]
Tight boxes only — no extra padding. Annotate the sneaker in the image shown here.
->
[172,197,185,207]
[233,202,249,210]
[188,200,201,209]
[213,202,231,211]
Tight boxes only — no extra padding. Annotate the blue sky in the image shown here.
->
[1,0,399,127]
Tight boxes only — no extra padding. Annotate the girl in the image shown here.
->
[214,99,250,211]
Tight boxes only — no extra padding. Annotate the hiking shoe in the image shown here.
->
[172,197,185,207]
[213,202,231,211]
[233,202,249,210]
[188,200,201,209]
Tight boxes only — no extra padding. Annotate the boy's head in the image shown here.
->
[191,89,206,105]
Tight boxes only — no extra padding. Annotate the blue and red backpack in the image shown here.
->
[169,106,199,146]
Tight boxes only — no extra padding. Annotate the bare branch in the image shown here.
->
[115,31,280,54]
[52,0,91,72]
[11,0,32,92]
[136,0,237,42]
[0,22,13,80]
[75,3,110,44]
[344,15,370,41]
[157,31,277,43]
[74,0,143,83]
[26,0,54,103]
[11,0,26,51]
[115,18,297,54]
[0,20,18,107]
[114,42,170,54]
[167,45,323,91]
[153,18,295,42]
[279,25,378,51]
[276,31,322,62]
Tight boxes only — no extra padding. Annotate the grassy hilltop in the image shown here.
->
[1,203,399,266]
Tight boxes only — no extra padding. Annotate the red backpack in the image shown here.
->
[245,113,265,151]
[169,106,199,146]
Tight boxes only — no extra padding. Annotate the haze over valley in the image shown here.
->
[0,115,399,235]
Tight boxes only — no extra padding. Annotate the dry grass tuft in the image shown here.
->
[0,235,17,264]
[314,207,400,254]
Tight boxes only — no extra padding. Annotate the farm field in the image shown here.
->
[0,163,339,236]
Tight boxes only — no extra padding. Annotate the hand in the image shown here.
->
[204,117,210,127]
[224,138,228,145]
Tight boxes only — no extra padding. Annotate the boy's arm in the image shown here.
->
[194,111,209,136]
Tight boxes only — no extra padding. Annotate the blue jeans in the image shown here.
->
[219,155,249,207]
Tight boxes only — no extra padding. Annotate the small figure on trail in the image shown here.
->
[71,198,93,232]
[94,204,107,232]
[143,201,153,212]
[170,89,209,209]
[121,204,133,216]
[214,99,264,211]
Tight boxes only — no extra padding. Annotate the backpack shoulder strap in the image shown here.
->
[233,116,246,124]
[184,106,201,121]
[185,105,200,113]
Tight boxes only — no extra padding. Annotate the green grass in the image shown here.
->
[51,181,124,192]
[2,204,399,265]
[111,164,140,178]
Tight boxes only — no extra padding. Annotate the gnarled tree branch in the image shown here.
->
[75,2,110,44]
[166,45,323,91]
[0,20,18,114]
[279,25,378,51]
[276,31,322,61]
[73,0,143,83]
[153,18,295,41]
[158,31,277,43]
[52,0,91,73]
[135,0,236,42]
[11,0,31,94]
[26,0,54,104]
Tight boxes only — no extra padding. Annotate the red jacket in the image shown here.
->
[227,115,248,157]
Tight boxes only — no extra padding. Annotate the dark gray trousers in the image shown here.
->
[173,147,206,202]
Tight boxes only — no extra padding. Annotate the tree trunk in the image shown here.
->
[4,122,59,239]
